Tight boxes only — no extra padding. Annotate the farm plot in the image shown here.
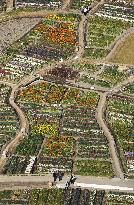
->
[121,83,134,96]
[3,79,112,176]
[5,14,80,62]
[78,64,131,88]
[0,188,106,205]
[70,61,103,73]
[85,15,131,59]
[106,96,134,176]
[0,84,19,154]
[0,55,46,83]
[16,0,63,10]
[104,191,134,205]
[70,0,99,10]
[96,0,134,22]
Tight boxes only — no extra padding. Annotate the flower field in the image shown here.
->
[85,15,131,59]
[74,159,113,177]
[2,80,113,176]
[120,83,134,96]
[0,84,19,154]
[0,13,80,82]
[16,0,63,10]
[0,188,106,205]
[0,55,45,82]
[5,14,80,62]
[96,0,134,22]
[1,188,134,205]
[104,191,134,205]
[71,61,102,73]
[106,95,134,176]
[70,0,99,9]
[78,64,131,88]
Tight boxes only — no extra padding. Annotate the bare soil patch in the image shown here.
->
[109,34,134,65]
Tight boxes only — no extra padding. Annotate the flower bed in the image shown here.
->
[96,0,134,22]
[0,188,106,205]
[85,15,131,59]
[121,83,134,96]
[3,80,112,176]
[71,61,103,73]
[79,64,131,87]
[35,156,73,174]
[77,135,110,159]
[99,65,129,85]
[0,55,46,82]
[105,191,134,205]
[5,14,79,62]
[42,134,76,158]
[0,84,19,153]
[1,188,134,205]
[106,96,134,175]
[16,0,63,10]
[70,0,99,10]
[74,159,114,177]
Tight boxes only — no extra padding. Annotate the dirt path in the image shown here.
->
[105,27,134,61]
[0,175,134,192]
[0,82,29,171]
[96,92,124,179]
[62,0,71,10]
[96,76,134,179]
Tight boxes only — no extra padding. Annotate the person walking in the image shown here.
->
[53,171,58,182]
[58,171,64,181]
[70,174,77,184]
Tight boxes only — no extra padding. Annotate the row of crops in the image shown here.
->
[78,64,134,88]
[85,15,132,59]
[0,188,134,205]
[16,0,63,10]
[0,84,19,154]
[0,13,80,83]
[2,80,113,177]
[96,0,134,22]
[106,95,134,177]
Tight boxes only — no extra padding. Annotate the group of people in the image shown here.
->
[53,171,64,182]
[52,171,77,190]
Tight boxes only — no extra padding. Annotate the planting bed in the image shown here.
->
[78,64,131,88]
[96,0,134,22]
[5,14,80,62]
[2,80,112,176]
[0,84,19,154]
[121,83,134,96]
[74,159,113,177]
[106,95,134,176]
[85,15,131,59]
[70,61,103,73]
[1,188,134,205]
[0,188,106,205]
[0,55,46,83]
[104,191,134,205]
[16,0,63,10]
[70,0,99,10]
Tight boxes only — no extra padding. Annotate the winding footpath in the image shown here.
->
[96,76,134,179]
[0,82,29,171]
